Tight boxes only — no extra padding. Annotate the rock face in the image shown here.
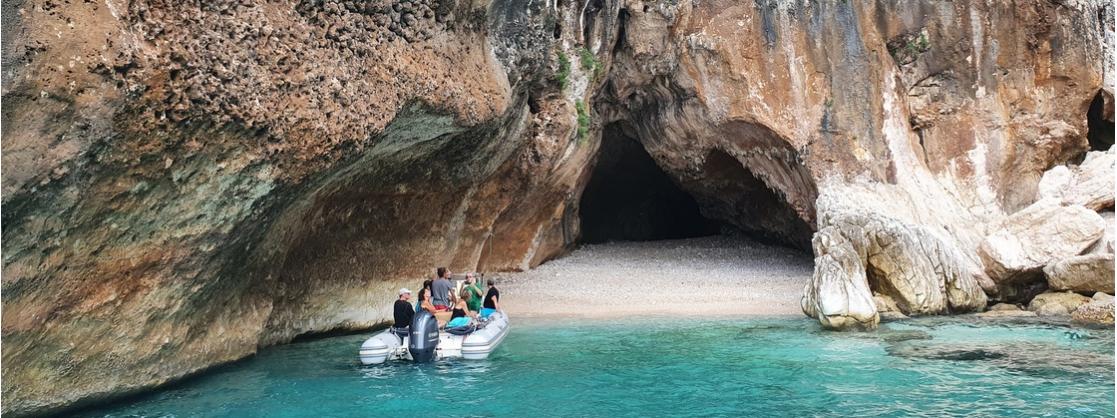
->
[2,0,1111,415]
[1043,254,1115,294]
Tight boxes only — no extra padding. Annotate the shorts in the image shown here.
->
[434,305,450,311]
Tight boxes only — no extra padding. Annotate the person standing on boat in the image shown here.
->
[480,279,500,319]
[431,267,454,311]
[392,288,414,339]
[464,273,484,314]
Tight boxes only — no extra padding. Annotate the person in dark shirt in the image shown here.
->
[480,279,500,319]
[392,288,414,339]
[451,289,473,320]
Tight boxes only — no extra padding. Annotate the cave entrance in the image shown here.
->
[578,124,720,243]
[1087,90,1114,151]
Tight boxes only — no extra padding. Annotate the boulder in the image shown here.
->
[1085,211,1114,255]
[1072,301,1115,325]
[1036,149,1115,211]
[802,210,989,330]
[801,227,879,330]
[976,302,1036,318]
[979,198,1105,285]
[988,302,1024,311]
[1092,292,1114,303]
[1043,254,1114,294]
[1027,291,1092,316]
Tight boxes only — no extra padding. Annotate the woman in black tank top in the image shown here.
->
[451,306,467,319]
[451,288,473,319]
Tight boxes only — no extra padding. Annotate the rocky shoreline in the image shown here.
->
[804,149,1116,330]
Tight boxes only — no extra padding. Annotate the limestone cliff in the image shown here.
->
[2,0,1111,415]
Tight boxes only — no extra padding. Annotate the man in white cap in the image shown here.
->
[393,288,414,338]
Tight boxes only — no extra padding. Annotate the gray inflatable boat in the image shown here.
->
[359,310,510,365]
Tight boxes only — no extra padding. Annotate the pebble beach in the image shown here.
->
[495,235,815,318]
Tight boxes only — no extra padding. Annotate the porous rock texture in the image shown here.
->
[2,0,1112,415]
[1072,292,1116,325]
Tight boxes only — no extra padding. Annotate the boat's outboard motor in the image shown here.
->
[408,311,439,362]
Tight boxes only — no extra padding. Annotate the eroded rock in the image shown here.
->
[1037,149,1116,211]
[801,208,988,330]
[1085,211,1115,255]
[1028,291,1093,316]
[979,198,1105,286]
[1072,300,1116,325]
[1043,254,1115,294]
[801,227,879,331]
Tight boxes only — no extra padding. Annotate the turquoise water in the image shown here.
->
[79,317,1113,417]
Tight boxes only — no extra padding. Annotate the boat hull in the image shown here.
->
[358,311,509,365]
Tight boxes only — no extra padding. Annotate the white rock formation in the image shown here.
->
[1037,149,1116,211]
[978,198,1105,285]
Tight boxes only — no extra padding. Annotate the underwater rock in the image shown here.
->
[886,344,1007,361]
[880,330,931,343]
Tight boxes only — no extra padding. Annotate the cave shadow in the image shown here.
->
[578,124,720,243]
[1087,89,1114,151]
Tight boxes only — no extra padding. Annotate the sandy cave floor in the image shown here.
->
[491,235,815,319]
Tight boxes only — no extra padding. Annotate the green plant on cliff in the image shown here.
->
[579,47,604,79]
[575,100,590,141]
[886,30,930,66]
[555,50,571,89]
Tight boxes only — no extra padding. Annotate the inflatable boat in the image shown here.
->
[359,310,510,365]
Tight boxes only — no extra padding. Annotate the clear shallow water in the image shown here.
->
[79,317,1114,417]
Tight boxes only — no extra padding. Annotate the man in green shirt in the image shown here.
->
[464,273,484,313]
